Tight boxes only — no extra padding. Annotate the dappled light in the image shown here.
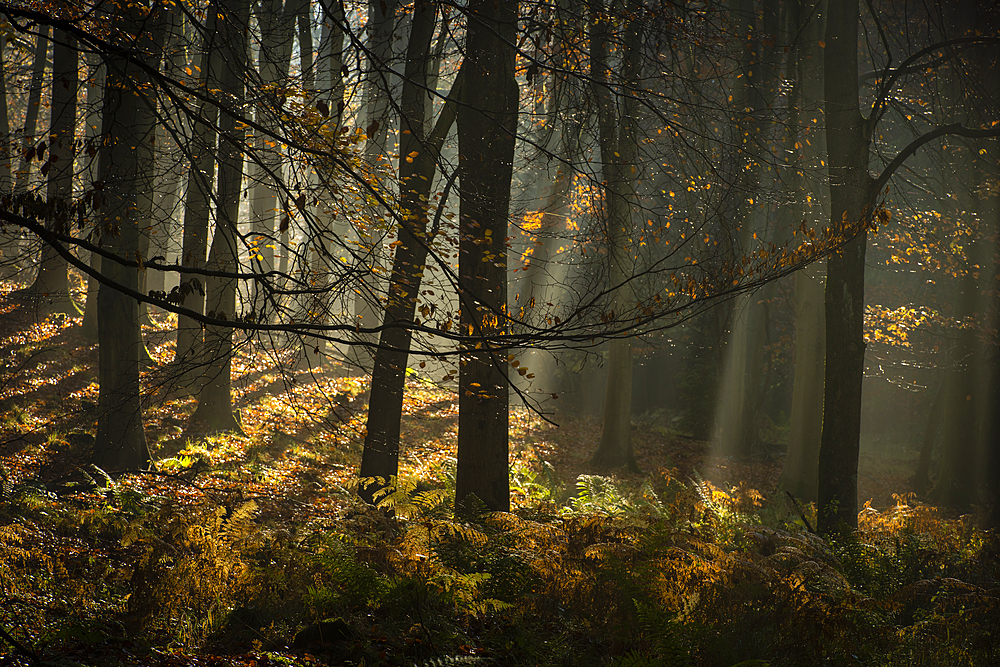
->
[2,288,999,665]
[2,0,1000,665]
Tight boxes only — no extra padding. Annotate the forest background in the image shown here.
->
[1,0,1000,665]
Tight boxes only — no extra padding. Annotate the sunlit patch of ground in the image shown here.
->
[0,282,951,525]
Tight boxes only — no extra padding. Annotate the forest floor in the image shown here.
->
[1,281,997,667]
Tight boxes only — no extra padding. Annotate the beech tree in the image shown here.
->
[587,0,640,472]
[817,0,1000,533]
[92,0,166,470]
[359,0,459,505]
[189,0,251,434]
[15,28,78,316]
[454,0,519,511]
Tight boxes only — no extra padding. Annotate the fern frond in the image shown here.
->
[418,656,484,666]
[436,521,488,547]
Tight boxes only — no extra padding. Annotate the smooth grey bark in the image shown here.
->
[92,4,166,471]
[300,0,348,368]
[931,4,985,509]
[716,0,782,459]
[174,13,221,372]
[0,35,9,195]
[146,8,186,300]
[20,30,79,316]
[13,28,48,196]
[782,266,826,500]
[933,172,983,509]
[250,0,304,319]
[589,0,640,472]
[81,53,106,341]
[0,35,14,276]
[190,0,250,435]
[455,0,518,512]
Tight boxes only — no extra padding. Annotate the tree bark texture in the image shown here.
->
[14,28,48,196]
[250,0,303,308]
[174,13,221,370]
[353,0,402,369]
[781,0,828,502]
[190,0,249,434]
[24,30,79,316]
[455,0,518,512]
[92,4,167,471]
[817,0,873,535]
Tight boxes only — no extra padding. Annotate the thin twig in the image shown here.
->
[786,491,815,534]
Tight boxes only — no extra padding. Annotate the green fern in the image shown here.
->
[418,656,485,666]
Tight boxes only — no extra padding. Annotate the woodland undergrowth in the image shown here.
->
[1,305,999,666]
[2,466,998,667]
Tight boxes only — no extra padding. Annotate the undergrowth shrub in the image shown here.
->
[7,459,1000,666]
[125,500,263,641]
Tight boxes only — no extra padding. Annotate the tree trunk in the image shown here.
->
[715,0,770,460]
[250,0,303,322]
[190,0,249,435]
[92,4,167,471]
[780,0,828,502]
[81,53,105,341]
[589,0,640,472]
[816,0,874,535]
[912,381,944,496]
[352,0,402,371]
[21,31,80,317]
[455,0,518,513]
[781,266,826,500]
[300,0,348,368]
[933,213,982,509]
[13,28,48,196]
[145,6,186,302]
[174,14,221,376]
[931,4,985,509]
[359,0,454,505]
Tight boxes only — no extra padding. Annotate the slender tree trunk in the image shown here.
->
[0,35,14,275]
[781,267,826,500]
[0,35,7,194]
[716,0,768,459]
[816,0,874,535]
[589,0,640,472]
[81,53,105,340]
[174,14,220,374]
[352,0,401,370]
[190,0,250,435]
[359,0,452,505]
[13,28,48,197]
[250,0,303,322]
[912,381,944,496]
[300,0,348,368]
[145,6,185,301]
[780,0,828,501]
[932,5,984,509]
[988,343,1000,528]
[21,31,79,317]
[933,221,982,509]
[455,0,518,512]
